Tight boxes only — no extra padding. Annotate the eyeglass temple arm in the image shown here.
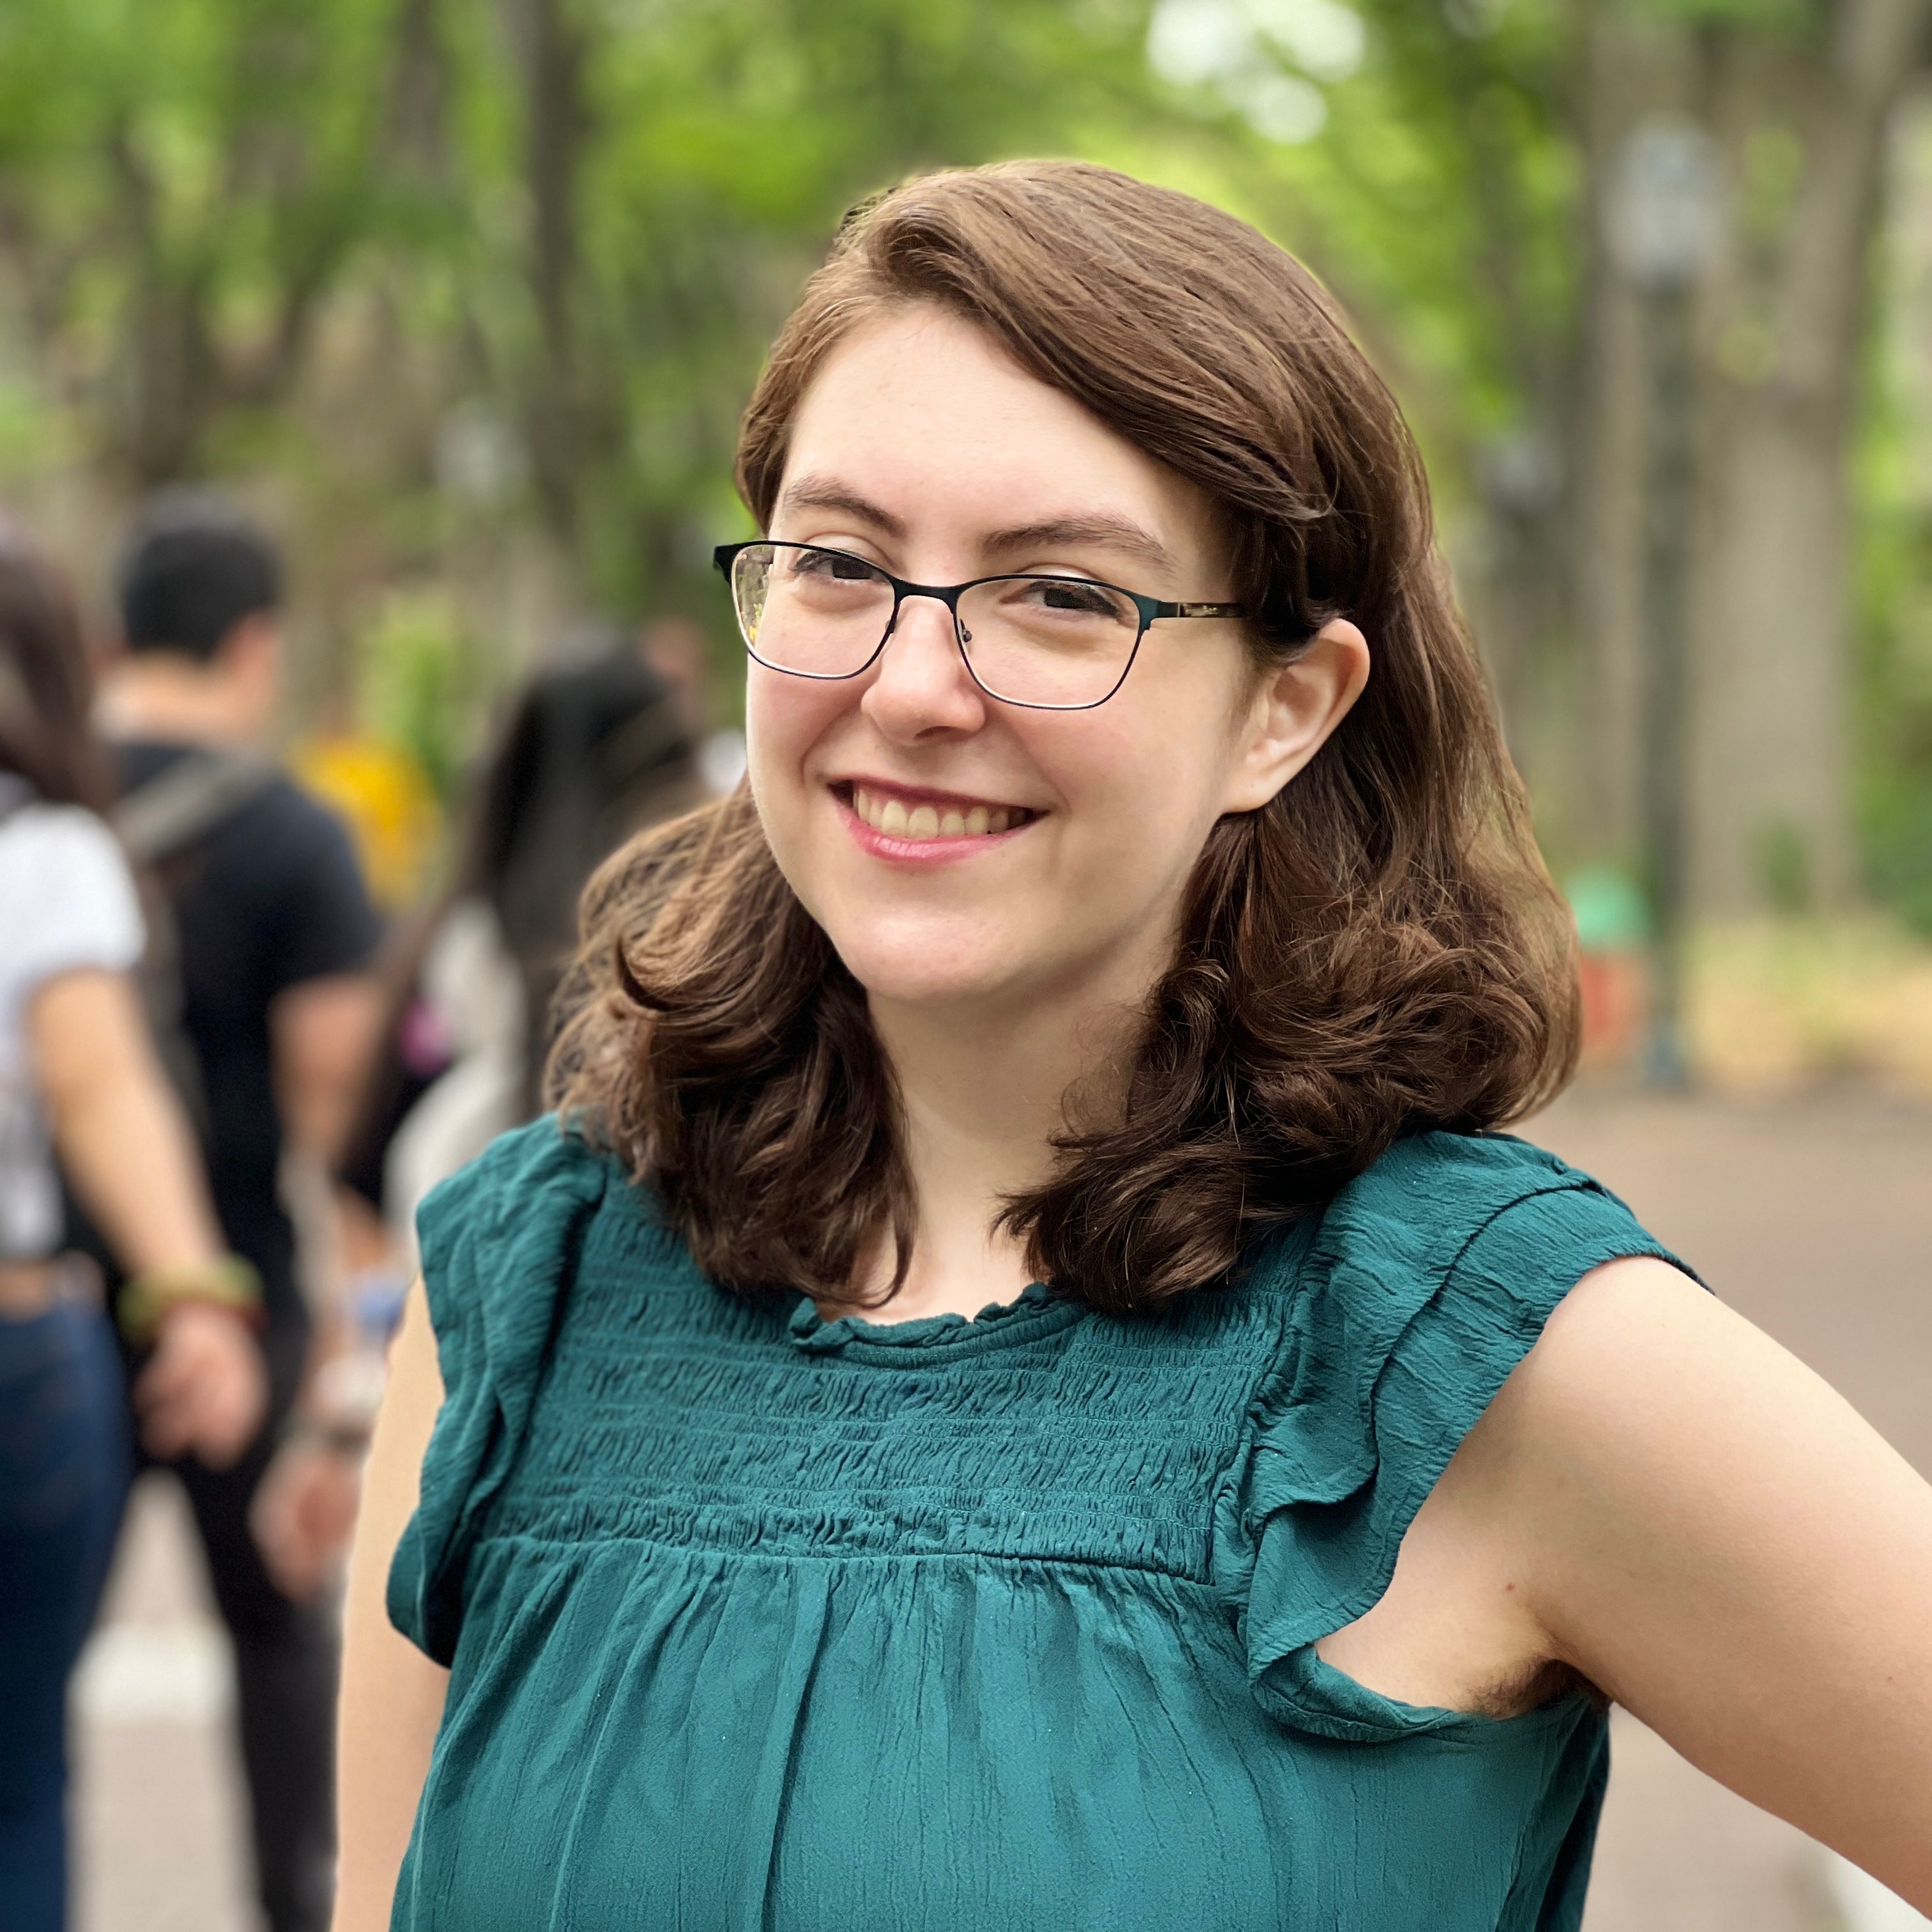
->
[1157,601,1246,619]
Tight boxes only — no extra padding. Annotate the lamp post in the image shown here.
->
[1607,119,1723,1089]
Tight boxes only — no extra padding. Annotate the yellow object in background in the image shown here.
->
[290,732,441,913]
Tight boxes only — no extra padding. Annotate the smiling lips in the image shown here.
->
[847,783,1036,841]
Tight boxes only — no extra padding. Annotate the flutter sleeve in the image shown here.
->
[388,1116,611,1666]
[1212,1131,1698,1740]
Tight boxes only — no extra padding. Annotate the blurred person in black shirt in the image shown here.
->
[91,496,383,1932]
[0,516,267,1932]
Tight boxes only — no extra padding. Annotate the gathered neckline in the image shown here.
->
[786,1278,1085,1360]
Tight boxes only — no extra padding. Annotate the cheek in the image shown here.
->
[745,666,813,758]
[1034,682,1244,861]
[745,671,847,813]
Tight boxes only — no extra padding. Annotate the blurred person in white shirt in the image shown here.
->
[0,517,265,1932]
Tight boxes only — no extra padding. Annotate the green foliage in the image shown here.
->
[1859,772,1932,934]
[1283,0,1579,440]
[1851,142,1932,933]
[355,584,492,801]
[1627,0,1817,33]
[0,0,1595,605]
[445,0,1169,617]
[1,0,1926,931]
[0,0,1195,722]
[1119,0,1581,507]
[0,0,415,480]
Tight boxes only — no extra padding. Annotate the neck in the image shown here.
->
[840,962,1153,1325]
[96,656,262,747]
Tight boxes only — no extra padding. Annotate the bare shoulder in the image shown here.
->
[1482,1252,1873,1500]
[1461,1254,1932,1902]
[1474,1252,1918,1623]
[1496,1252,1767,1439]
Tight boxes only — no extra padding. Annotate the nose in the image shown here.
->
[859,592,988,742]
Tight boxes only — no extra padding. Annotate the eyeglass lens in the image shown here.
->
[730,542,1142,709]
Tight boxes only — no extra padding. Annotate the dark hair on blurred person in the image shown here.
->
[118,493,282,662]
[549,160,1580,1317]
[0,517,113,812]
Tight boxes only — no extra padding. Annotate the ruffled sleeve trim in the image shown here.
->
[1211,1131,1696,1740]
[387,1116,611,1665]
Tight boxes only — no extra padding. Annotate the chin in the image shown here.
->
[828,933,1031,1012]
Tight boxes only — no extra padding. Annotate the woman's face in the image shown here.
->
[746,305,1363,1022]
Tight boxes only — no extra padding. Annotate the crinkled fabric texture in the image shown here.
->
[389,1120,1687,1932]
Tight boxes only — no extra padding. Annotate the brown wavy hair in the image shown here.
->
[0,518,113,813]
[549,160,1579,1316]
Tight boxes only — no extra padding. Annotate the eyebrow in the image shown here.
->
[775,477,1174,578]
[776,476,907,537]
[979,516,1174,576]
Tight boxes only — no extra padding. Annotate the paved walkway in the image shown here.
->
[71,1476,254,1932]
[70,1086,1932,1929]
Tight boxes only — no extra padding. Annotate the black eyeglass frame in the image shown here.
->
[712,539,1250,712]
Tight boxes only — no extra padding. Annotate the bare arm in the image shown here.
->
[31,967,224,1275]
[332,1277,449,1932]
[272,971,384,1165]
[1495,1260,1932,1905]
[31,967,266,1466]
[245,970,387,1596]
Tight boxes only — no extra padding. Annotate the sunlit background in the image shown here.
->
[3,0,1929,1926]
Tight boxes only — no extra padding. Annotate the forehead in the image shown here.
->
[778,306,1221,562]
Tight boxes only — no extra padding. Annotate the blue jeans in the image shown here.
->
[0,1297,130,1932]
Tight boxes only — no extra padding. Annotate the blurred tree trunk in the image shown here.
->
[1690,0,1928,910]
[503,0,597,568]
[1445,47,1574,811]
[1569,11,1669,871]
[385,0,450,180]
[104,112,222,487]
[1570,0,1929,913]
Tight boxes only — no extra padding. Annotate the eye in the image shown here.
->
[791,546,881,582]
[1009,578,1138,625]
[1039,582,1113,613]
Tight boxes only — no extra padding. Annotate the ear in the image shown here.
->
[1219,618,1370,815]
[218,611,283,676]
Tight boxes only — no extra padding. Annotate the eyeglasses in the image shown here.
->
[712,540,1248,712]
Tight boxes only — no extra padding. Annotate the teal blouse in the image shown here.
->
[388,1119,1682,1931]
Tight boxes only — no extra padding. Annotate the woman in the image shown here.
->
[335,623,705,1268]
[0,521,267,1931]
[336,164,1932,1929]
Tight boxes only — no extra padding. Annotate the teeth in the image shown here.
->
[848,786,1025,839]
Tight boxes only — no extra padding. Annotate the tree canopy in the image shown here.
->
[1,0,1927,919]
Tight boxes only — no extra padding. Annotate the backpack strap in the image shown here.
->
[113,749,280,866]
